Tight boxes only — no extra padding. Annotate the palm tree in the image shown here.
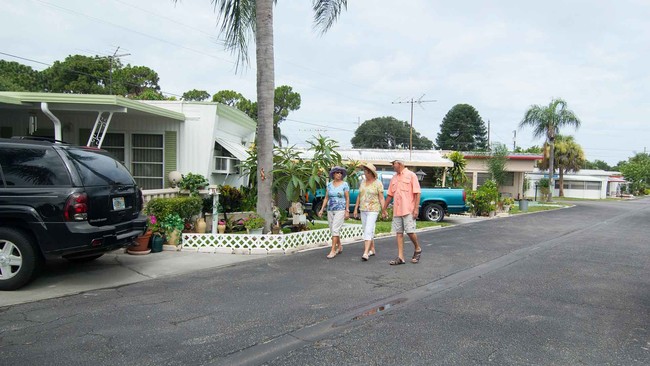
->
[175,0,347,231]
[519,98,581,201]
[538,135,586,197]
[446,151,468,188]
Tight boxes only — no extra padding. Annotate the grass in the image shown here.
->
[509,201,571,215]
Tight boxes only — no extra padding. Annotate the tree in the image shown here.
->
[42,54,113,94]
[180,0,347,232]
[0,60,42,91]
[487,143,509,189]
[554,136,585,197]
[583,159,612,171]
[212,90,252,109]
[351,116,434,149]
[445,151,468,188]
[619,153,650,195]
[436,104,488,151]
[514,145,543,154]
[273,85,301,147]
[182,89,211,101]
[538,135,586,197]
[519,98,581,201]
[114,65,162,98]
[213,86,300,146]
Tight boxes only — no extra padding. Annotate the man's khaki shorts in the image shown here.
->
[392,213,417,234]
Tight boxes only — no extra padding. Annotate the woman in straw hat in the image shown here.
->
[353,162,386,261]
[318,166,350,259]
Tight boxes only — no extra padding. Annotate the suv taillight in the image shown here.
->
[64,193,88,221]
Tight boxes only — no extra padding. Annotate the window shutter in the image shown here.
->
[164,131,177,188]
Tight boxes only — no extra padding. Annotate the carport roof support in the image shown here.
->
[0,92,185,121]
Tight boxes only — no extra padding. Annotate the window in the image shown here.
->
[0,146,70,186]
[554,180,601,191]
[477,172,491,187]
[131,134,164,190]
[62,147,135,186]
[585,181,602,191]
[502,172,514,186]
[101,133,126,164]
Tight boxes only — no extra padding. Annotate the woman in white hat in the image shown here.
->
[318,166,350,259]
[353,162,386,261]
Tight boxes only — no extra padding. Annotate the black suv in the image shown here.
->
[0,137,147,290]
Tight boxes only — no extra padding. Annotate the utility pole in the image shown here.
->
[513,130,517,150]
[392,95,436,160]
[108,46,130,95]
[487,120,491,148]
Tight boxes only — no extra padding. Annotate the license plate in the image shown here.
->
[112,197,126,211]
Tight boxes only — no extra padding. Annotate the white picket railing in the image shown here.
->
[180,224,363,254]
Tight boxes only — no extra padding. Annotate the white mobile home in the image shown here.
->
[525,169,627,199]
[0,92,256,190]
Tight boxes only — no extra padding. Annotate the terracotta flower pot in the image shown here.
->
[128,230,152,255]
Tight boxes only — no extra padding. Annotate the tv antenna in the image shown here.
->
[392,94,436,159]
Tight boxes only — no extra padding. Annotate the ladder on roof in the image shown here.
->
[86,111,114,148]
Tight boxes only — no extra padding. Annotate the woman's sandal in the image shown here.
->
[389,257,405,265]
[411,250,422,264]
[327,251,338,259]
[361,254,369,261]
[368,250,375,257]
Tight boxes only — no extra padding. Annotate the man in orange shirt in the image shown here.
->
[382,159,423,265]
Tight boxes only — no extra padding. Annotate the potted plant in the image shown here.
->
[243,213,265,234]
[217,219,226,234]
[160,213,185,248]
[501,197,515,212]
[178,172,209,196]
[128,215,156,255]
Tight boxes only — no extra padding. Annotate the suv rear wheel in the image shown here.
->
[0,228,41,291]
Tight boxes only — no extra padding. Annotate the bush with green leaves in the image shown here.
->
[178,172,209,196]
[160,213,185,234]
[538,177,551,201]
[467,179,499,216]
[145,196,202,223]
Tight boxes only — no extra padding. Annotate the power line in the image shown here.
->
[392,95,436,159]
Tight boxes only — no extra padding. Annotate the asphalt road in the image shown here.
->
[1,198,648,365]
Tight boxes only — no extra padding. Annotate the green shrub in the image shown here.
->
[219,185,243,213]
[178,173,209,196]
[467,179,499,216]
[145,196,203,223]
[160,213,184,233]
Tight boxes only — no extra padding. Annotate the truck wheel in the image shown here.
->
[422,203,445,222]
[0,228,41,291]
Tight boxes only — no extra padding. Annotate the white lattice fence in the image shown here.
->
[181,224,363,254]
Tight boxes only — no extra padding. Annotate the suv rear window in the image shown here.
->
[62,147,136,186]
[0,146,71,186]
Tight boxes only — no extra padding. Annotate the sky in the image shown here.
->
[2,0,649,166]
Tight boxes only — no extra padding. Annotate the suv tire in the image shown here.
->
[0,228,41,291]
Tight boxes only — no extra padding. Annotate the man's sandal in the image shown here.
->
[389,257,405,265]
[411,250,422,264]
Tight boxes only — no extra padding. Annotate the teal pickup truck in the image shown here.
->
[310,171,468,222]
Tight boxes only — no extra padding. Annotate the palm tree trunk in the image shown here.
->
[558,168,564,197]
[255,0,275,233]
[548,140,555,202]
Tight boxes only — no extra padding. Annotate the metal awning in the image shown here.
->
[297,148,454,167]
[215,137,249,161]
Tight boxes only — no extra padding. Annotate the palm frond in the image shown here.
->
[312,0,348,34]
